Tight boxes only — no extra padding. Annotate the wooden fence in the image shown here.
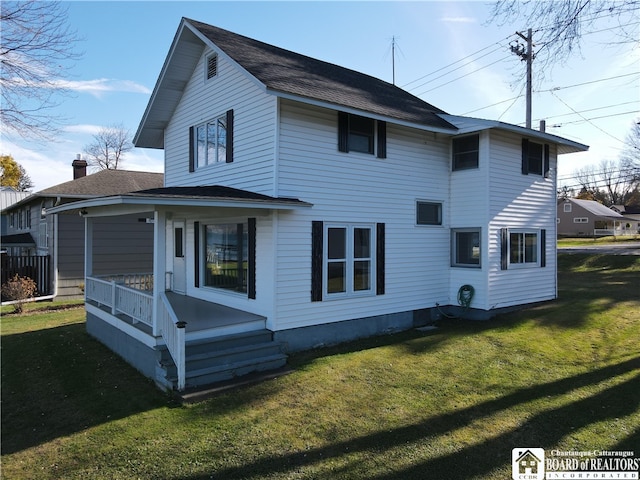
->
[1,255,52,298]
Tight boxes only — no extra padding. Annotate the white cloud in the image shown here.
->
[54,78,152,97]
[63,124,104,135]
[4,76,152,98]
[440,16,476,24]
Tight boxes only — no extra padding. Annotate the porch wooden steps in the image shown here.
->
[159,329,287,390]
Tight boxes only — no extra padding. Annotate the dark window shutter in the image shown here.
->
[543,144,550,178]
[377,121,387,159]
[311,221,323,301]
[500,228,508,270]
[194,221,200,287]
[338,112,349,153]
[521,139,529,175]
[248,217,256,299]
[189,126,195,172]
[376,223,385,295]
[226,109,234,163]
[540,229,546,268]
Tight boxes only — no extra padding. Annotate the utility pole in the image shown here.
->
[510,28,534,128]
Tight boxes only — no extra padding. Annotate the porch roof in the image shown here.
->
[47,185,312,215]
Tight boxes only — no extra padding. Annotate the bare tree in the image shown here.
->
[83,124,132,170]
[619,119,640,170]
[0,0,81,141]
[488,1,639,80]
[573,158,640,205]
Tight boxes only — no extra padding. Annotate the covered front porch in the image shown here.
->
[50,185,311,391]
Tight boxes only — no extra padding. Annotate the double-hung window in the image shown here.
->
[521,139,550,177]
[452,134,479,170]
[338,112,387,158]
[189,110,234,171]
[326,224,374,297]
[196,115,227,168]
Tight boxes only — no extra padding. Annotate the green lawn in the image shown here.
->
[558,235,640,247]
[1,254,639,479]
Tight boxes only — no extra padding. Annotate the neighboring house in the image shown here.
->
[0,186,30,249]
[51,18,588,391]
[557,198,626,237]
[610,204,640,234]
[2,159,163,298]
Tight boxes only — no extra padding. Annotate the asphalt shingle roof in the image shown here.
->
[186,19,455,131]
[38,170,164,197]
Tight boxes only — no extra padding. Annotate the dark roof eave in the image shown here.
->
[48,189,312,215]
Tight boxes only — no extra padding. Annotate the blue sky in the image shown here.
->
[3,1,638,192]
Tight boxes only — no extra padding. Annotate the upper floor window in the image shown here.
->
[563,202,572,213]
[452,134,479,170]
[521,139,550,177]
[189,110,234,171]
[196,115,227,167]
[205,53,218,80]
[338,112,386,159]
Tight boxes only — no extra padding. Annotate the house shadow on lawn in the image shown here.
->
[177,356,640,480]
[0,322,173,455]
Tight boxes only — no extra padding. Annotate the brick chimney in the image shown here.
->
[72,154,87,179]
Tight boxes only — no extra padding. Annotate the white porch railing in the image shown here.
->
[158,292,186,391]
[85,274,186,390]
[85,275,153,327]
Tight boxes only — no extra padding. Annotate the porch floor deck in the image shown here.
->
[88,292,267,340]
[165,292,266,338]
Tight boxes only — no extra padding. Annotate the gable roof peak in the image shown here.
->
[135,18,456,148]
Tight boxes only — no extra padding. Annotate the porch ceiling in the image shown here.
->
[47,185,312,215]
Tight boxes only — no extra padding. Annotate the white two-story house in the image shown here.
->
[51,18,588,391]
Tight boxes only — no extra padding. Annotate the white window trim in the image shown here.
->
[508,229,540,269]
[194,113,227,169]
[323,223,376,300]
[563,203,572,213]
[573,217,589,223]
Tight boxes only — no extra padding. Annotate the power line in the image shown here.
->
[550,90,630,146]
[401,35,514,89]
[459,72,640,117]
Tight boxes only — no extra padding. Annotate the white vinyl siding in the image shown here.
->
[164,47,277,195]
[273,100,450,330]
[487,131,557,309]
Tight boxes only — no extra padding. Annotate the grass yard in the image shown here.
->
[1,254,639,479]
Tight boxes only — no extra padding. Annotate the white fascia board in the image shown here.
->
[440,114,589,154]
[48,195,312,216]
[184,21,268,94]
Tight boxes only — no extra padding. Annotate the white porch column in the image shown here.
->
[152,210,166,337]
[84,216,94,300]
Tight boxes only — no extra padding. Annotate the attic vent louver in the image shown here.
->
[206,53,218,80]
